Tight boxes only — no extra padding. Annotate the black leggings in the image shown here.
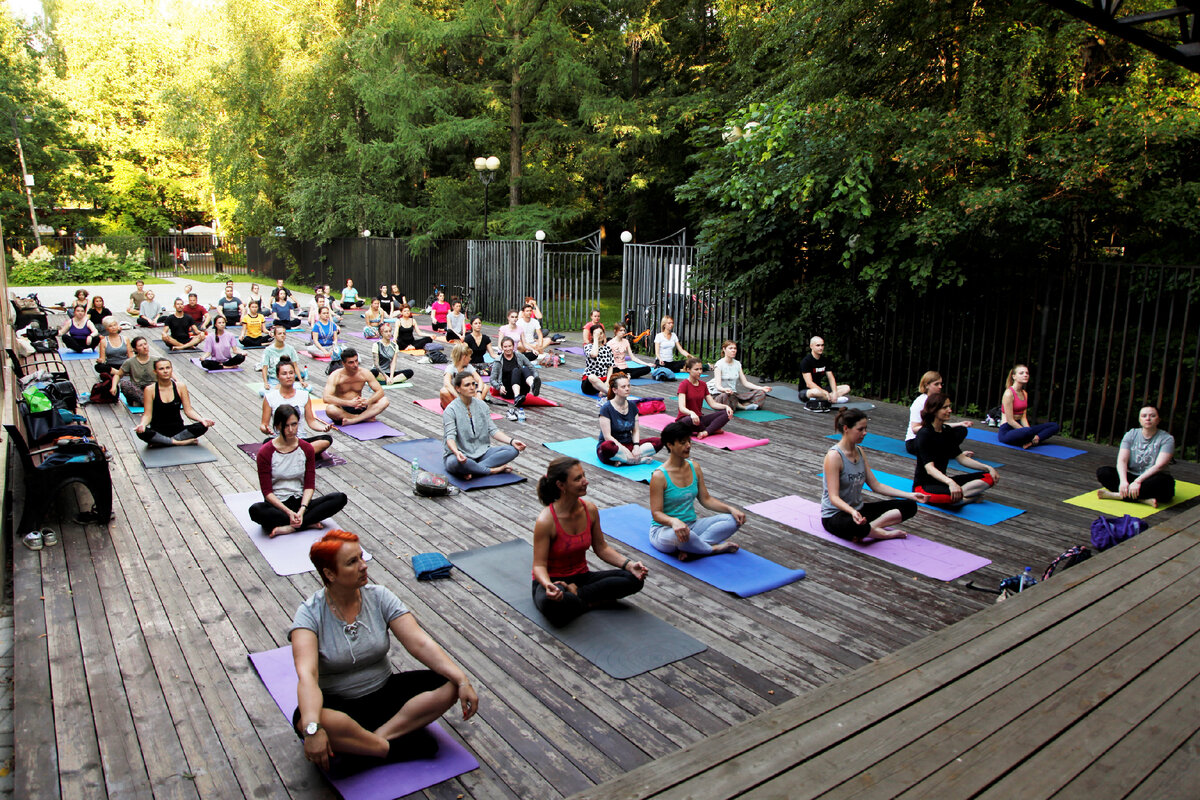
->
[618,364,652,379]
[656,359,684,373]
[240,335,271,347]
[64,335,99,352]
[1097,466,1175,503]
[273,318,303,329]
[248,491,348,530]
[821,499,918,541]
[136,422,208,447]
[916,472,994,505]
[200,353,247,370]
[291,670,448,736]
[532,569,645,626]
[370,367,414,381]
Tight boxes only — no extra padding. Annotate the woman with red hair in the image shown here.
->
[291,530,479,773]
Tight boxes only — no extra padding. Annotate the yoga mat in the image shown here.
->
[543,438,660,483]
[134,438,219,468]
[236,443,347,468]
[412,397,501,420]
[556,346,586,355]
[734,408,790,422]
[57,349,96,361]
[964,427,1085,459]
[449,539,705,678]
[249,644,479,798]
[637,413,770,450]
[398,348,425,357]
[487,387,560,407]
[309,353,333,362]
[745,495,991,581]
[223,491,339,575]
[377,380,416,390]
[568,369,657,386]
[869,469,1026,525]
[153,339,198,354]
[188,357,242,373]
[597,504,806,597]
[381,439,525,492]
[1062,481,1200,518]
[314,411,405,440]
[544,379,606,399]
[119,392,144,414]
[769,391,874,411]
[825,432,1004,469]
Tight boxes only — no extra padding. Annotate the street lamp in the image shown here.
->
[535,230,546,241]
[8,113,42,248]
[620,230,633,244]
[473,155,501,238]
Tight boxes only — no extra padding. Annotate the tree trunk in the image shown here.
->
[510,42,522,208]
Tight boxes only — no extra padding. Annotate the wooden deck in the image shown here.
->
[9,323,1200,799]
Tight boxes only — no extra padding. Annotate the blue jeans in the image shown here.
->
[649,513,738,555]
[444,445,518,477]
[998,421,1059,446]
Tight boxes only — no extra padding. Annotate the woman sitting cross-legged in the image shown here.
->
[95,316,131,375]
[1096,405,1176,508]
[59,303,101,352]
[260,359,334,457]
[291,529,478,773]
[581,326,617,395]
[648,422,744,560]
[532,457,649,626]
[998,363,1060,449]
[676,357,733,439]
[439,342,483,409]
[135,358,215,447]
[822,408,927,542]
[269,287,303,329]
[369,322,416,385]
[905,371,970,455]
[708,340,770,411]
[200,314,248,370]
[913,392,999,505]
[240,300,272,347]
[362,298,390,339]
[443,371,526,480]
[250,404,348,537]
[597,373,662,465]
[607,323,652,379]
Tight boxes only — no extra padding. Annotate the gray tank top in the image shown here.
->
[820,444,866,517]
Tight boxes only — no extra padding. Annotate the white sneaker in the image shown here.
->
[744,404,759,411]
[835,396,849,404]
[506,407,518,421]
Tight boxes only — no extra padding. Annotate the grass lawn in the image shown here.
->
[6,275,173,287]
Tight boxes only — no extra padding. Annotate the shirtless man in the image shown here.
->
[322,348,390,425]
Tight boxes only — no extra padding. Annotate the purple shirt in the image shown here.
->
[203,331,237,362]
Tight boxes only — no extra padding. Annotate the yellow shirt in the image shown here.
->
[243,313,266,338]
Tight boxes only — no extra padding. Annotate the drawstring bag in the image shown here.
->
[22,385,51,413]
[1090,515,1148,552]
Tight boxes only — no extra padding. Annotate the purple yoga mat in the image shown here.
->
[745,495,991,581]
[236,442,347,468]
[412,397,502,420]
[314,410,405,440]
[188,357,243,373]
[556,345,586,356]
[223,491,340,576]
[249,645,479,799]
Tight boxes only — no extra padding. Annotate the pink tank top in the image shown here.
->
[1008,386,1028,417]
[536,501,592,579]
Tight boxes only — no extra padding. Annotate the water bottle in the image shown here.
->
[411,458,420,487]
[1018,566,1037,592]
[299,365,308,382]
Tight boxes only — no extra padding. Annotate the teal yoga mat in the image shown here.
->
[542,438,661,483]
[825,432,1004,469]
[597,503,806,597]
[448,539,706,679]
[734,408,790,422]
[869,469,1025,525]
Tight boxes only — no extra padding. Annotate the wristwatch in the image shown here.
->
[304,721,321,737]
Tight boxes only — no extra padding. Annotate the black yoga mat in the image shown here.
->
[448,539,706,679]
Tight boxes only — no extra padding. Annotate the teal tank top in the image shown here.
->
[658,461,698,524]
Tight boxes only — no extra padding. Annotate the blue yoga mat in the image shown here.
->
[869,469,1026,525]
[826,432,1003,469]
[543,438,660,483]
[597,504,806,597]
[569,369,658,386]
[544,379,606,399]
[963,427,1085,459]
[57,349,96,361]
[381,438,525,491]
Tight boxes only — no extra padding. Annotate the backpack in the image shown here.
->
[413,470,457,497]
[428,350,449,364]
[1042,545,1092,581]
[24,324,59,353]
[637,398,666,415]
[1091,515,1148,552]
[43,380,78,413]
[89,379,117,404]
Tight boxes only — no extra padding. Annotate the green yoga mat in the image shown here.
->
[1063,481,1200,518]
[733,408,790,422]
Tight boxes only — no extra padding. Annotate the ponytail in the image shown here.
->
[537,457,580,505]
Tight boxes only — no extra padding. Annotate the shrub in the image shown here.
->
[8,247,63,284]
[70,244,129,282]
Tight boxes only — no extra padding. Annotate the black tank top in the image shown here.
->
[152,380,185,436]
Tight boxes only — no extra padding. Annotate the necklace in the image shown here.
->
[326,591,362,642]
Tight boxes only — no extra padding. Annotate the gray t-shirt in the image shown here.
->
[1121,428,1174,476]
[289,584,408,699]
[263,388,316,438]
[442,396,497,459]
[139,299,162,321]
[821,445,867,517]
[121,355,157,389]
[712,359,742,390]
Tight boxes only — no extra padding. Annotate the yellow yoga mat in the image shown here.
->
[1063,481,1200,518]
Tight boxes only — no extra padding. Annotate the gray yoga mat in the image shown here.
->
[448,539,706,679]
[135,438,219,467]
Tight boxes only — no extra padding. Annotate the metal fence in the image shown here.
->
[843,261,1200,462]
[620,231,749,364]
[466,239,541,324]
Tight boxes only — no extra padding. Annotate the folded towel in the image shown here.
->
[412,552,455,581]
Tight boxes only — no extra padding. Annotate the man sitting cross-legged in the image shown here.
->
[798,335,851,412]
[162,297,207,351]
[322,347,390,426]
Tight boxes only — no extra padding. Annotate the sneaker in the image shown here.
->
[817,399,832,413]
[516,408,526,422]
[744,404,759,411]
[41,528,59,547]
[22,531,43,551]
[506,407,518,421]
[805,399,823,413]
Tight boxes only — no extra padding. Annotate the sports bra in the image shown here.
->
[537,500,592,579]
[1008,386,1028,417]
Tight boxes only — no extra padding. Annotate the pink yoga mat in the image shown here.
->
[236,442,347,468]
[249,645,479,799]
[314,410,405,440]
[637,413,770,450]
[188,357,242,373]
[487,386,560,407]
[745,495,991,581]
[413,397,501,420]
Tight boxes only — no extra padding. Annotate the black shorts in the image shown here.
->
[291,669,449,735]
[431,321,446,331]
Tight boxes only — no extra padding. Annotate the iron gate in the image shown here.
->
[538,231,601,333]
[467,232,599,331]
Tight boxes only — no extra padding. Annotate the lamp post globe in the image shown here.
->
[620,230,633,244]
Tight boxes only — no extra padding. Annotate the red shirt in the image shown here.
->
[182,303,206,325]
[677,379,709,417]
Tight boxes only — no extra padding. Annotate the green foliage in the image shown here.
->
[68,243,147,282]
[8,246,62,284]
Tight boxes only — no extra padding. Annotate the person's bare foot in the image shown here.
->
[489,465,513,475]
[1022,441,1034,449]
[172,438,199,446]
[696,431,709,439]
[869,527,908,540]
[1142,498,1159,508]
[269,525,296,538]
[677,551,692,562]
[712,542,739,555]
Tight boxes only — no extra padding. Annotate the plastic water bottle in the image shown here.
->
[1017,566,1037,592]
[299,365,308,382]
[411,458,420,487]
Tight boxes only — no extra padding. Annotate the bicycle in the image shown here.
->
[622,299,658,355]
[423,282,446,312]
[452,284,475,318]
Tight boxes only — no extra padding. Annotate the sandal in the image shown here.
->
[22,531,43,551]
